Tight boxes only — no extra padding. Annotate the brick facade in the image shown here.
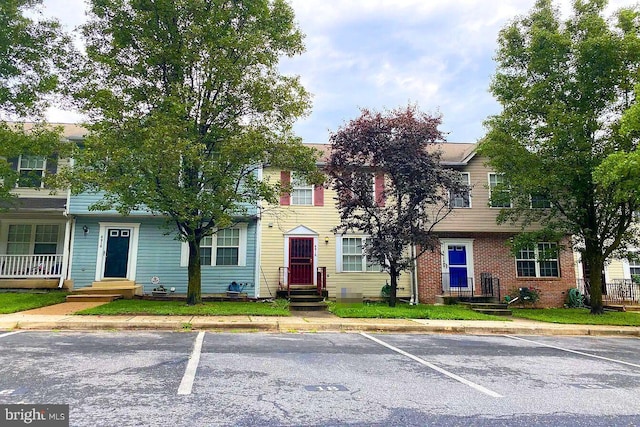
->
[417,233,577,308]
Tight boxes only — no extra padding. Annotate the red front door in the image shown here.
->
[289,238,314,285]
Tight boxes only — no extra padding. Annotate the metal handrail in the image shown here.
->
[316,267,327,296]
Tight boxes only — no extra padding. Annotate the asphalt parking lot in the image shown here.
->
[1,331,640,426]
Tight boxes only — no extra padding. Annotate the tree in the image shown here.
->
[66,0,320,305]
[326,105,464,307]
[479,0,640,314]
[0,0,73,203]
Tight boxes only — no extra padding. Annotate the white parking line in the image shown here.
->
[360,333,503,398]
[504,335,640,369]
[0,331,22,339]
[178,331,205,395]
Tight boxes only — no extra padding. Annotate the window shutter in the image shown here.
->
[375,173,385,207]
[313,184,324,206]
[8,157,18,171]
[280,171,290,206]
[46,153,58,175]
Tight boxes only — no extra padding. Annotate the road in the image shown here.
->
[1,331,640,426]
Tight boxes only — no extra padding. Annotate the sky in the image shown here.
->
[40,0,633,143]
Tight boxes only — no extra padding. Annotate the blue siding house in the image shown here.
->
[68,190,260,297]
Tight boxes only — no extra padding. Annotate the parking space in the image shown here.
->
[1,332,640,426]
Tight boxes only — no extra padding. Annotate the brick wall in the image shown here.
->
[417,233,577,308]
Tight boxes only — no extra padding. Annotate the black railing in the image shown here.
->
[441,272,500,299]
[579,279,640,305]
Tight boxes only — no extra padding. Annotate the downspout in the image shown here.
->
[59,184,73,288]
[410,244,418,305]
[253,165,263,298]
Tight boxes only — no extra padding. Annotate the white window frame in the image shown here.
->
[530,193,551,209]
[180,223,247,267]
[17,155,47,188]
[488,173,511,208]
[2,221,64,255]
[336,235,380,273]
[515,242,559,278]
[290,172,314,206]
[450,172,471,208]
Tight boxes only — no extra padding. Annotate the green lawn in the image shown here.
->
[328,302,509,320]
[512,308,640,326]
[0,291,69,314]
[76,299,291,316]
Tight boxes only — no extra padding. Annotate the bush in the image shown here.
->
[508,287,541,306]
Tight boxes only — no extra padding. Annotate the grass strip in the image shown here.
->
[75,299,291,316]
[512,308,640,326]
[0,291,69,314]
[328,302,509,320]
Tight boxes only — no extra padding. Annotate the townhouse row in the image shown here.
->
[1,125,578,307]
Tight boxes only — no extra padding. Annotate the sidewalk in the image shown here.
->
[1,302,639,336]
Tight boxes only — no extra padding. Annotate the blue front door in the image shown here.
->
[448,245,468,288]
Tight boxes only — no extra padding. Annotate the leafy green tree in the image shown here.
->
[479,0,640,314]
[65,0,319,304]
[326,105,464,307]
[0,0,73,202]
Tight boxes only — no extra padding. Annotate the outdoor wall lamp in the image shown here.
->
[82,225,89,235]
[324,236,329,244]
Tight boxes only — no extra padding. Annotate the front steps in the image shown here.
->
[461,301,512,316]
[67,279,143,301]
[285,285,327,311]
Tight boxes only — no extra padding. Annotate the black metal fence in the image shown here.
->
[578,279,640,305]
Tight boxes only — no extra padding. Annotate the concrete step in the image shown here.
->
[289,294,324,303]
[73,285,143,299]
[472,308,512,316]
[289,301,327,311]
[462,302,509,310]
[91,280,136,288]
[66,294,123,302]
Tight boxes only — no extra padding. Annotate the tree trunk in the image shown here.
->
[186,238,202,305]
[584,243,604,315]
[388,265,398,308]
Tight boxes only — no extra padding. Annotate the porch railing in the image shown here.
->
[579,279,640,305]
[316,267,327,295]
[440,272,500,299]
[0,254,63,278]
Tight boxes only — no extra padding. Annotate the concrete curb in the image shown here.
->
[1,316,639,336]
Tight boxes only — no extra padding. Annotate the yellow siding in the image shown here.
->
[606,259,626,281]
[435,155,530,233]
[260,168,411,299]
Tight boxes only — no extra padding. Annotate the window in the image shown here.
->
[516,242,559,277]
[531,194,551,209]
[488,173,511,208]
[215,228,240,266]
[6,224,59,254]
[450,172,470,208]
[339,236,379,272]
[183,225,247,267]
[291,173,313,206]
[17,155,46,188]
[629,259,640,277]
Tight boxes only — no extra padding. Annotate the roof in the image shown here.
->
[17,122,88,141]
[304,142,478,166]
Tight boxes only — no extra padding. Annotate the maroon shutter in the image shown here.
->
[313,184,324,206]
[280,171,290,206]
[375,173,385,207]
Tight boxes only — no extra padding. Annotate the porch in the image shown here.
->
[277,266,328,311]
[0,254,64,278]
[438,272,502,302]
[578,279,640,307]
